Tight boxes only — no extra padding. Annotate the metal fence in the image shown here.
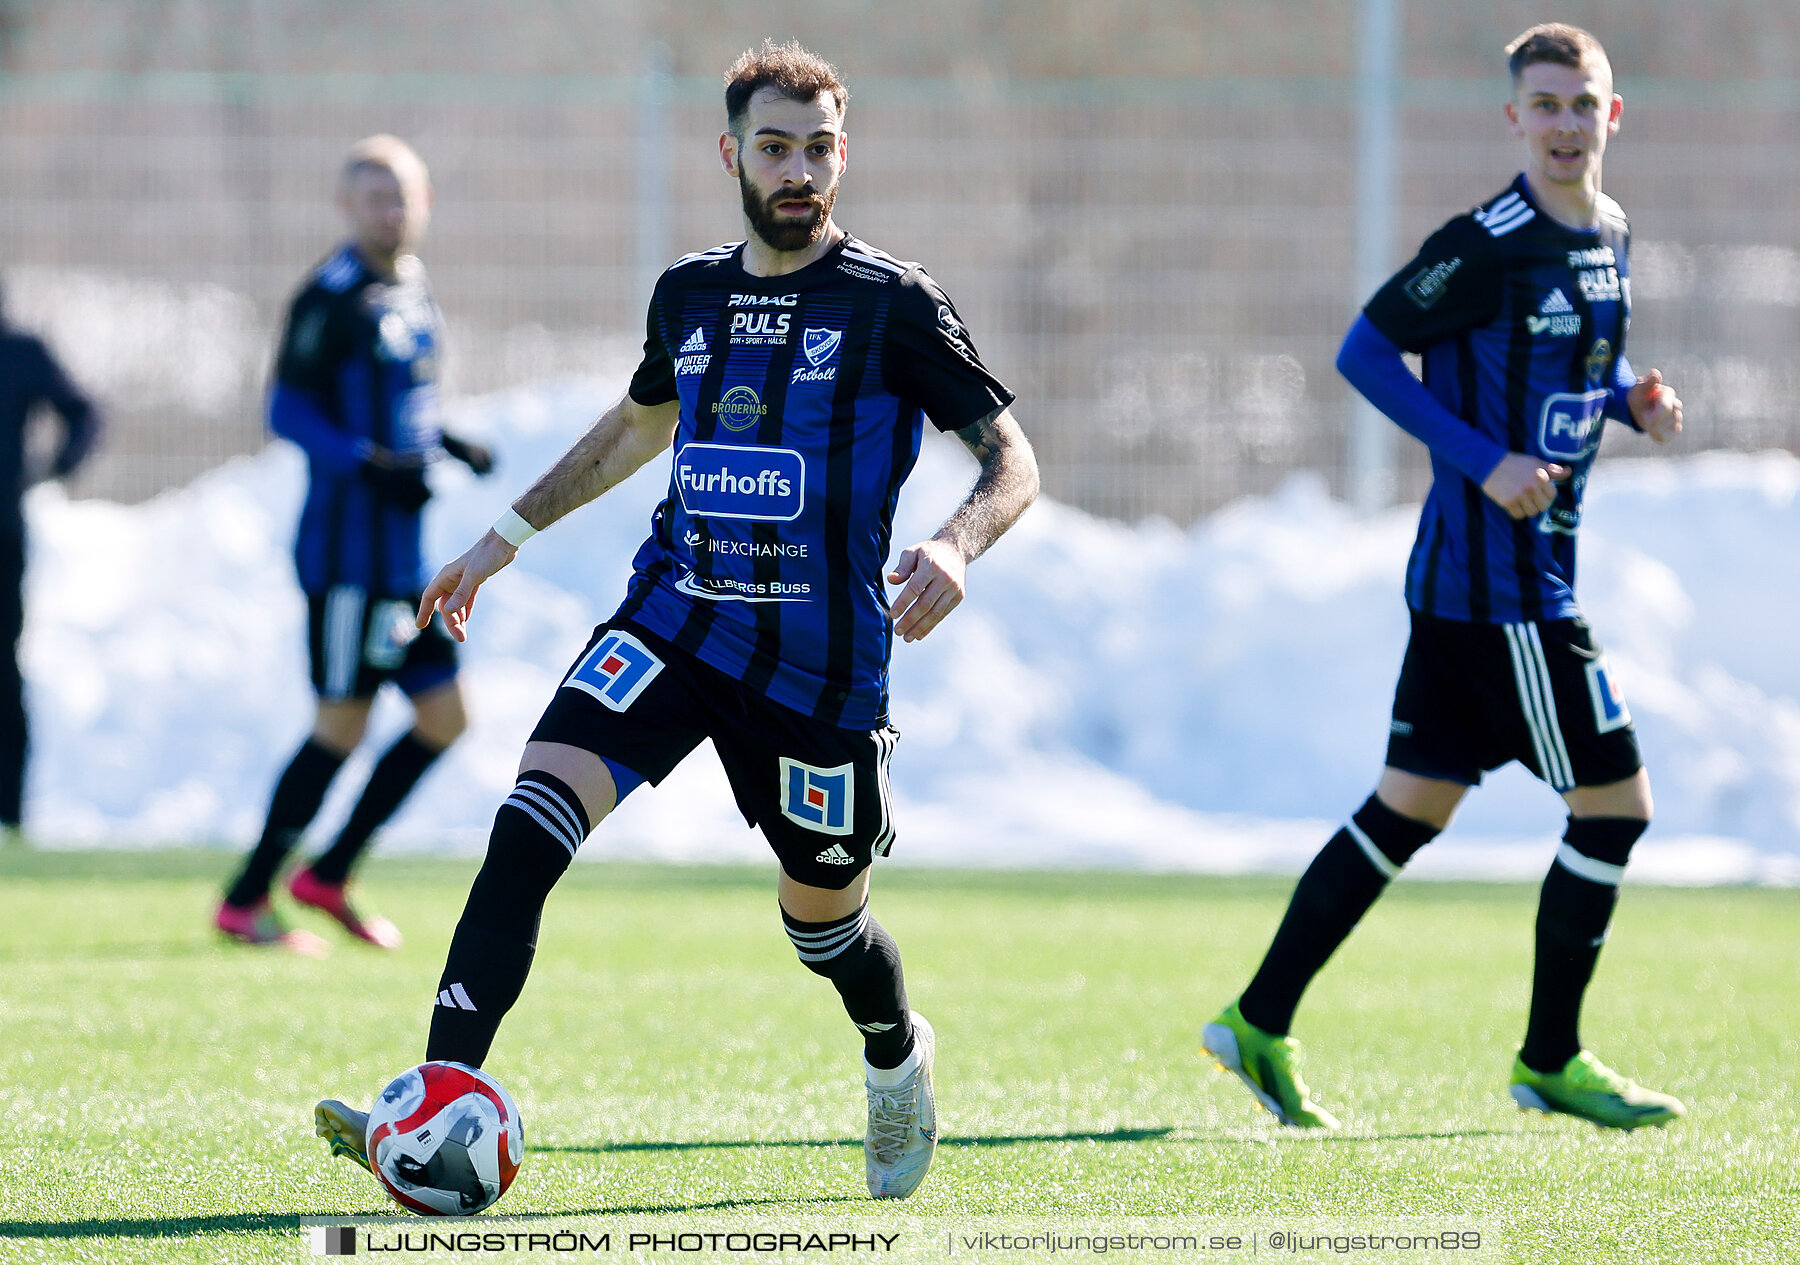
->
[3,0,1798,520]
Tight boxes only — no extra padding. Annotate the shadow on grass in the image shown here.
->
[1183,1127,1529,1145]
[518,1195,863,1216]
[0,1197,867,1239]
[0,1213,300,1240]
[538,1126,1175,1156]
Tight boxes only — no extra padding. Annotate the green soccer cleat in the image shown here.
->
[1509,1051,1686,1130]
[1201,1000,1340,1130]
[315,1099,373,1172]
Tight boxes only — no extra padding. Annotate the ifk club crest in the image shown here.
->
[802,328,842,367]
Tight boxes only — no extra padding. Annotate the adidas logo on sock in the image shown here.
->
[815,843,856,865]
[679,327,708,353]
[856,1020,898,1033]
[1539,287,1574,314]
[435,983,478,1011]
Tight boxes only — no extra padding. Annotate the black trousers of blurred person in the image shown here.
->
[0,529,25,828]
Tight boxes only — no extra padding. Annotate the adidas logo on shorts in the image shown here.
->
[815,843,856,865]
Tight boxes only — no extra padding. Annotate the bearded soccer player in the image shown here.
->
[1202,25,1687,1131]
[315,43,1037,1199]
[217,136,493,955]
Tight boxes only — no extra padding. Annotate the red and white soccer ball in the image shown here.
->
[367,1062,524,1216]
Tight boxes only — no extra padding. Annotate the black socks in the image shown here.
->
[1238,794,1441,1035]
[308,732,443,885]
[784,901,914,1069]
[225,740,344,907]
[425,772,588,1067]
[1520,816,1646,1073]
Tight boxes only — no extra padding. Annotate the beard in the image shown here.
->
[739,172,837,252]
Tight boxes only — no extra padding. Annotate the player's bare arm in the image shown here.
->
[1627,367,1682,443]
[417,394,680,639]
[887,406,1039,643]
[1481,452,1571,520]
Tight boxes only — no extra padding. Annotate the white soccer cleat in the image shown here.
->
[864,1011,938,1199]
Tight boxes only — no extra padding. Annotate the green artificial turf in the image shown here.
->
[1,849,1794,1263]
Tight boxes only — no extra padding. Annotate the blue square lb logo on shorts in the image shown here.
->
[1585,658,1632,734]
[779,757,855,836]
[566,630,663,712]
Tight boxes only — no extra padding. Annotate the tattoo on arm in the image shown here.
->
[953,407,1007,465]
[937,406,1040,563]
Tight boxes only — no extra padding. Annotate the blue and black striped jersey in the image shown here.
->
[619,233,1016,729]
[1364,176,1633,624]
[273,245,445,596]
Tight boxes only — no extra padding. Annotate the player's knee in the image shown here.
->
[1560,815,1648,878]
[410,684,468,747]
[782,901,875,978]
[311,705,369,754]
[1351,793,1442,871]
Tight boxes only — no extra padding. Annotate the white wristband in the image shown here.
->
[492,508,538,548]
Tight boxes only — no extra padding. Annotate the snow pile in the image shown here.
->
[24,378,1800,883]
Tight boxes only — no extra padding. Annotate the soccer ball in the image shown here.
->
[367,1061,524,1216]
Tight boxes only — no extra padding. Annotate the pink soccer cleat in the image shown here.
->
[214,899,330,958]
[288,867,403,949]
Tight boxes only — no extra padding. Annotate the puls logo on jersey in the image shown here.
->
[675,442,805,521]
[1527,288,1581,337]
[792,327,843,384]
[1577,266,1622,303]
[676,326,711,377]
[779,757,855,836]
[565,629,664,712]
[729,294,797,345]
[1538,388,1610,463]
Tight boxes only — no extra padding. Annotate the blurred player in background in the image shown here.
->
[0,281,100,843]
[316,42,1037,1199]
[1204,25,1687,1131]
[216,135,493,955]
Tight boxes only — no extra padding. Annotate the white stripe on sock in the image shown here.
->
[1555,841,1626,887]
[1345,818,1401,880]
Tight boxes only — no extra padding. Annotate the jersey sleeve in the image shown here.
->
[882,270,1016,433]
[273,285,348,398]
[628,278,677,407]
[1362,217,1504,354]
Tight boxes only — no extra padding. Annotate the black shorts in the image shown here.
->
[530,619,899,890]
[1385,611,1641,793]
[307,586,458,701]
